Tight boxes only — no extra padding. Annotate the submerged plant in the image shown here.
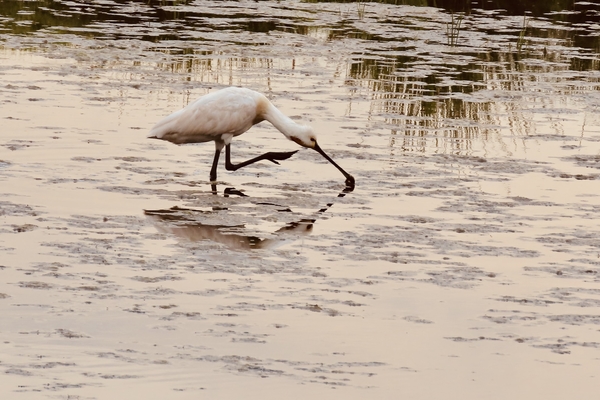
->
[517,14,529,53]
[446,12,463,47]
[357,0,366,20]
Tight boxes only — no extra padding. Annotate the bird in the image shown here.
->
[148,87,355,187]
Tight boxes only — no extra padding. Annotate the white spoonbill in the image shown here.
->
[148,87,355,187]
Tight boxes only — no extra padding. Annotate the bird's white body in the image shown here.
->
[148,86,354,186]
[149,87,313,150]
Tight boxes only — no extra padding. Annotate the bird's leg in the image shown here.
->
[210,148,221,182]
[224,144,298,172]
[224,187,249,197]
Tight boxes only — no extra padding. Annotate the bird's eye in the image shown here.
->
[310,138,316,142]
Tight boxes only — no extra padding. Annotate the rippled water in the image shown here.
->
[1,1,600,398]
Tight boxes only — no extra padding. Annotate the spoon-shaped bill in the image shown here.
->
[313,143,355,188]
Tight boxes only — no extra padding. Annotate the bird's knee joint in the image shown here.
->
[225,162,237,171]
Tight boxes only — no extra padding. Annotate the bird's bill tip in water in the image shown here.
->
[345,174,355,188]
[313,142,355,188]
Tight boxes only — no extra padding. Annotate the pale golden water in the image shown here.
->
[1,1,600,398]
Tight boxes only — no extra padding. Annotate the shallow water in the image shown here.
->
[1,0,600,398]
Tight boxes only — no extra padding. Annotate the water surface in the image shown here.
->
[1,1,600,398]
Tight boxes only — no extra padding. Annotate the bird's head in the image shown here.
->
[288,125,355,188]
[289,126,317,149]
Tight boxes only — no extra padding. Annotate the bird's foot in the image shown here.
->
[224,187,248,197]
[263,150,299,165]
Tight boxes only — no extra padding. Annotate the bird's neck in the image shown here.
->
[262,101,310,139]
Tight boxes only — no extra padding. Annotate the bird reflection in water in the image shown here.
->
[145,184,353,251]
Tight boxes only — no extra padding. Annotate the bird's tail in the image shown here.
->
[147,108,186,140]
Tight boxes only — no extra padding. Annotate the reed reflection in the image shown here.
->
[5,0,599,157]
[145,184,353,251]
[345,45,600,154]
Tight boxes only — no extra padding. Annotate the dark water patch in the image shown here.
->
[482,309,540,325]
[532,340,600,355]
[114,156,152,163]
[30,361,77,369]
[1,139,37,151]
[321,287,377,299]
[494,296,559,306]
[162,311,205,321]
[71,156,99,163]
[436,197,551,219]
[535,231,600,251]
[320,218,540,262]
[484,307,600,329]
[11,223,37,233]
[563,154,600,170]
[308,0,587,20]
[423,266,498,289]
[5,368,33,376]
[130,275,183,283]
[445,335,501,342]
[376,260,502,289]
[548,314,600,325]
[20,261,68,274]
[568,298,600,308]
[98,373,140,379]
[46,177,102,185]
[525,264,600,281]
[56,328,89,339]
[203,327,269,344]
[403,315,434,324]
[73,285,101,291]
[19,281,53,289]
[542,287,600,307]
[40,236,155,274]
[94,350,146,364]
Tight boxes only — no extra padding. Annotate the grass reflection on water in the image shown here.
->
[1,0,599,155]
